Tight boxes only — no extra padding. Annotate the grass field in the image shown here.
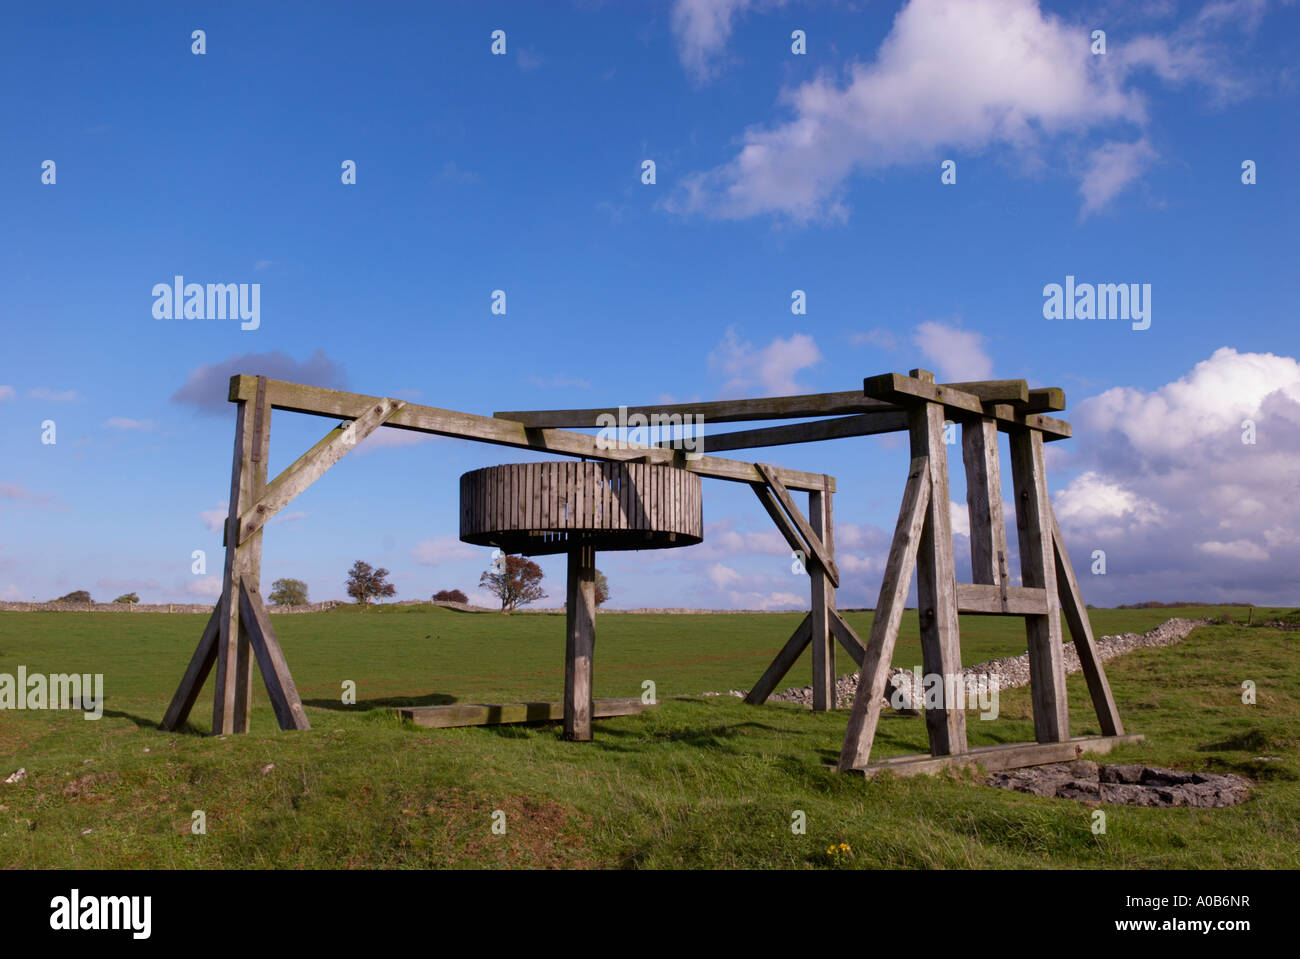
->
[0,604,1296,868]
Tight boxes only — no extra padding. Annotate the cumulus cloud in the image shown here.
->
[669,0,1271,221]
[709,327,823,396]
[1053,347,1300,604]
[912,321,994,381]
[171,349,346,415]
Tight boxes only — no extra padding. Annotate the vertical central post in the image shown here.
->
[908,371,967,756]
[809,483,835,711]
[564,543,598,741]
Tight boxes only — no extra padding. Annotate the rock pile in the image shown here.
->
[986,760,1251,807]
[704,617,1209,710]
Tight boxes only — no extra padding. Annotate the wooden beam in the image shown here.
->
[497,390,893,427]
[809,484,835,711]
[850,734,1145,778]
[910,402,967,758]
[955,583,1051,615]
[238,579,311,731]
[1010,429,1070,743]
[745,614,813,706]
[397,698,649,729]
[751,483,807,557]
[564,545,597,741]
[944,380,1030,405]
[838,458,930,771]
[672,411,909,453]
[158,601,221,731]
[1051,511,1124,736]
[230,375,834,493]
[828,608,866,668]
[1026,387,1066,413]
[757,464,839,588]
[237,398,405,544]
[961,417,1008,588]
[865,373,986,416]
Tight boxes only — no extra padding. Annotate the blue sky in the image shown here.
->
[2,0,1298,609]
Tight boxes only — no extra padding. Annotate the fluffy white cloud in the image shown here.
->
[199,504,227,532]
[709,327,823,396]
[670,0,1270,221]
[913,321,994,381]
[1054,348,1300,603]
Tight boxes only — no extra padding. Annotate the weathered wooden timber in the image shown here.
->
[397,697,650,729]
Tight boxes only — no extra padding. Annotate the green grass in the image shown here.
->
[0,604,1295,868]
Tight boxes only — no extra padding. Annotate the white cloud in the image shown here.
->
[671,0,785,83]
[1197,539,1269,562]
[707,563,745,589]
[950,500,970,538]
[104,417,155,431]
[199,504,227,532]
[670,0,1273,222]
[912,321,994,381]
[1054,348,1300,604]
[172,349,345,415]
[0,386,14,401]
[30,387,78,402]
[709,327,822,396]
[186,575,223,598]
[411,535,479,566]
[1078,138,1158,218]
[354,428,438,455]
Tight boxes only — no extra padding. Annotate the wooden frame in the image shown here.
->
[161,369,1127,781]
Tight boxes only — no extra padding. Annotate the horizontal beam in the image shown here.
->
[863,373,987,416]
[670,411,910,453]
[496,390,892,427]
[848,734,1146,778]
[229,376,834,493]
[956,583,1051,616]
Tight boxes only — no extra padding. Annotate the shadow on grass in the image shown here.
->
[303,692,458,712]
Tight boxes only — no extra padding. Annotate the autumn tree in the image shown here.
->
[269,578,309,606]
[479,555,546,613]
[433,588,468,604]
[346,560,396,609]
[594,570,609,607]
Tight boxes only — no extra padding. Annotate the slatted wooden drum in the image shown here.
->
[459,461,703,556]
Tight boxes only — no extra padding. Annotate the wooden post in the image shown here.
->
[962,417,1008,588]
[1009,428,1070,743]
[213,376,270,734]
[564,544,597,741]
[908,387,966,757]
[809,482,835,711]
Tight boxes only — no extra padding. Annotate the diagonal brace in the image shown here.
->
[755,463,840,587]
[236,397,405,544]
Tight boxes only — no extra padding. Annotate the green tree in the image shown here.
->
[269,578,310,606]
[112,592,140,605]
[53,590,92,604]
[346,560,396,609]
[479,555,546,613]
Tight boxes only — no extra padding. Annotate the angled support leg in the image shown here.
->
[159,601,222,731]
[839,457,931,771]
[238,579,311,731]
[1051,510,1123,736]
[745,614,813,706]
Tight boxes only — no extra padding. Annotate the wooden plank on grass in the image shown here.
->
[398,698,649,729]
[851,734,1146,778]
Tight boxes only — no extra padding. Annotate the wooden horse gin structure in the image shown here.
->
[161,370,1138,776]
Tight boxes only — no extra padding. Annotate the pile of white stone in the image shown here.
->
[703,617,1209,709]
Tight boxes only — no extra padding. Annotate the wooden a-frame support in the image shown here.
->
[743,469,867,711]
[160,377,406,733]
[837,370,1133,774]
